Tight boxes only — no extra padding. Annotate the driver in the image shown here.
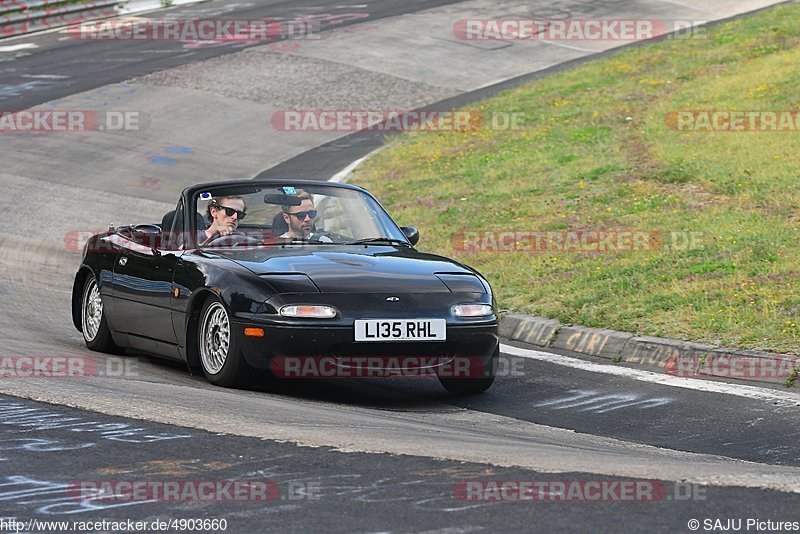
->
[201,196,247,243]
[280,190,332,242]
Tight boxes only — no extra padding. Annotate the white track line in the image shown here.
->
[501,343,800,405]
[330,155,368,183]
[0,44,38,52]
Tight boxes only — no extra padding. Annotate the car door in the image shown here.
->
[111,226,181,357]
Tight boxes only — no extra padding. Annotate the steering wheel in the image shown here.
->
[201,231,262,247]
[282,233,326,244]
[307,231,345,244]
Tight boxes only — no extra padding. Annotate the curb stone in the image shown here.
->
[500,312,800,387]
[621,336,715,367]
[0,0,208,39]
[498,313,559,347]
[703,348,799,386]
[116,0,207,16]
[553,325,633,359]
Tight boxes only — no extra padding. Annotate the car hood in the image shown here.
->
[209,246,483,293]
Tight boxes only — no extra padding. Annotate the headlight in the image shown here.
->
[452,304,493,317]
[279,305,337,318]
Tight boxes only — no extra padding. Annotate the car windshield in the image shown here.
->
[191,183,408,247]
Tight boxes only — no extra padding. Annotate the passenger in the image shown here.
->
[280,190,331,242]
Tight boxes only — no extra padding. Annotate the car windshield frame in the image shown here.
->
[187,182,409,249]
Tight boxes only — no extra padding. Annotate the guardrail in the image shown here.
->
[0,0,121,38]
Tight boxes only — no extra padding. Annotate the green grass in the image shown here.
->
[352,3,800,353]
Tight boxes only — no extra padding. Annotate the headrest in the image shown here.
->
[272,211,289,236]
[161,210,176,232]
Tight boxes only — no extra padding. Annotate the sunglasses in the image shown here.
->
[288,210,317,220]
[215,206,246,220]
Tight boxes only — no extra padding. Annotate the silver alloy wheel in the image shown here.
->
[200,301,230,375]
[82,278,103,342]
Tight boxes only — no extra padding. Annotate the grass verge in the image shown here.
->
[352,3,800,353]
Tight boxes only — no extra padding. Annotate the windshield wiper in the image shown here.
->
[347,237,411,247]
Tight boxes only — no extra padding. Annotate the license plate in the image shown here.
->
[354,319,446,342]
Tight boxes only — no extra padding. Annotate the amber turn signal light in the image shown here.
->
[244,327,265,337]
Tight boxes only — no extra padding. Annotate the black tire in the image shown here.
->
[81,273,121,353]
[438,346,498,395]
[198,296,250,387]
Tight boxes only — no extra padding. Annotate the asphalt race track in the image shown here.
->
[1,0,799,532]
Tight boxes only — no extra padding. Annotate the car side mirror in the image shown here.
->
[132,224,162,252]
[400,226,419,246]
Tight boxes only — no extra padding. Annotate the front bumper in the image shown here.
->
[234,320,498,377]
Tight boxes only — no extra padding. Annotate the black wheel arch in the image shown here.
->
[184,288,221,370]
[72,266,95,332]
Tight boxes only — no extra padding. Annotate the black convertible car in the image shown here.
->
[72,180,499,394]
